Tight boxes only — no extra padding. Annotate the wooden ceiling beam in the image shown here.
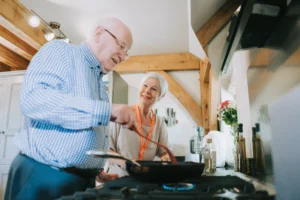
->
[0,25,37,60]
[284,47,300,66]
[203,58,211,83]
[126,52,200,62]
[0,44,29,70]
[200,57,220,133]
[209,70,220,131]
[249,48,272,67]
[0,62,11,72]
[200,59,210,133]
[115,52,201,73]
[115,60,200,73]
[155,70,202,126]
[250,47,300,67]
[196,0,241,50]
[0,0,48,50]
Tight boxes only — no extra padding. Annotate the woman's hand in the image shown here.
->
[96,171,119,183]
[160,153,171,161]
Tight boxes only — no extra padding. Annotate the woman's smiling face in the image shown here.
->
[139,78,160,107]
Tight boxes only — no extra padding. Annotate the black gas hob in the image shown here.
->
[59,175,275,200]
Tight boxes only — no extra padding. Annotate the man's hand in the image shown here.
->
[107,158,126,169]
[111,104,137,130]
[96,171,119,183]
[160,153,171,161]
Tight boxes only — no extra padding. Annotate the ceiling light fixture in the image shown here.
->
[42,29,55,41]
[28,15,40,27]
[28,10,70,43]
[48,22,70,43]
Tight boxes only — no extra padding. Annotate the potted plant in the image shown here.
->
[217,100,238,144]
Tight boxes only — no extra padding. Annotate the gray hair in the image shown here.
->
[140,72,168,101]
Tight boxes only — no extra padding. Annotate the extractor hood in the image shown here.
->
[220,0,288,73]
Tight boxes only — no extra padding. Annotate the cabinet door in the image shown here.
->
[0,82,6,133]
[0,75,24,200]
[0,77,23,165]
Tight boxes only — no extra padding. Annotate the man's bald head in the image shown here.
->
[86,17,133,73]
[91,17,133,49]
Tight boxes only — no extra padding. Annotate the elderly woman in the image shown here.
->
[108,72,170,176]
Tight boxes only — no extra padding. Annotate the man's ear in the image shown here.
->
[94,26,105,43]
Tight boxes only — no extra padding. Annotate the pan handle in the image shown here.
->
[86,150,141,167]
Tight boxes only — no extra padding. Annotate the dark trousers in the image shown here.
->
[5,154,95,200]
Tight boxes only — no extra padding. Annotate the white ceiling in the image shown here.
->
[20,0,189,56]
[190,0,227,32]
[20,0,225,56]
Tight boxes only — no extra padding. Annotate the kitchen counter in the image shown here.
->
[204,167,276,196]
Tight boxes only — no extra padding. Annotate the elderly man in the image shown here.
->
[5,17,136,200]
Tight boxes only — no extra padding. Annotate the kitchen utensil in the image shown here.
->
[132,125,178,164]
[190,126,204,162]
[86,150,141,166]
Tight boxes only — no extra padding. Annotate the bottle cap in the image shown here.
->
[255,123,260,132]
[206,138,212,143]
[238,123,243,132]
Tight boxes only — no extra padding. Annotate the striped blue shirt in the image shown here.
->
[14,40,111,169]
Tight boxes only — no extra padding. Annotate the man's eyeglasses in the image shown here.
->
[105,29,129,60]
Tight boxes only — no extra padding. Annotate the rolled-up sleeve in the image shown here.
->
[20,40,111,130]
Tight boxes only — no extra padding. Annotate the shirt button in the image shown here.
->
[97,65,100,69]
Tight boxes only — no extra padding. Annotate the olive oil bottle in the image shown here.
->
[238,124,247,173]
[254,123,266,174]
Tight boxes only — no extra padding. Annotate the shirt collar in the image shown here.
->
[79,42,107,76]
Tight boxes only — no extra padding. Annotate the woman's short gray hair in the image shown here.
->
[140,72,168,101]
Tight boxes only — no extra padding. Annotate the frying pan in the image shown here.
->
[126,160,205,182]
[87,125,205,182]
[87,150,205,183]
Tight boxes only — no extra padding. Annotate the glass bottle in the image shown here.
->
[210,139,216,173]
[255,123,266,174]
[252,127,257,174]
[234,134,240,172]
[204,138,212,173]
[190,127,202,154]
[238,123,247,173]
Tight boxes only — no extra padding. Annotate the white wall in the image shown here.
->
[187,0,206,60]
[188,26,206,60]
[121,71,201,160]
[207,23,231,75]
